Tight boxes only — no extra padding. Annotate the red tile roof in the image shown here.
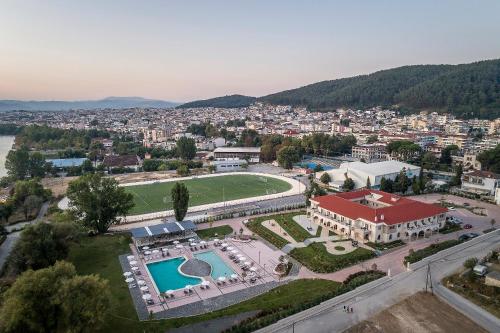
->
[312,189,447,225]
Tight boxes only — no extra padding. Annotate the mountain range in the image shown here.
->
[0,97,178,111]
[178,59,500,119]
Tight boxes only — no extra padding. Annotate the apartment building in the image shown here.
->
[351,144,386,162]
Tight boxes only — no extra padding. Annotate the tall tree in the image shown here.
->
[320,172,331,184]
[28,152,46,178]
[277,146,300,169]
[171,182,189,221]
[67,173,134,233]
[5,147,30,180]
[0,261,110,333]
[176,137,196,160]
[366,176,371,189]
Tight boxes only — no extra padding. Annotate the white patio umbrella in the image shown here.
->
[173,240,180,245]
[185,285,193,290]
[123,271,132,277]
[239,257,247,261]
[244,261,251,266]
[125,278,134,283]
[152,249,160,254]
[129,260,138,265]
[230,273,238,279]
[162,248,169,252]
[144,251,152,255]
[199,241,207,245]
[127,255,135,260]
[213,238,220,242]
[188,238,195,242]
[176,244,183,249]
[137,280,146,286]
[231,250,239,254]
[227,246,234,251]
[236,254,244,257]
[218,276,226,282]
[131,266,139,271]
[142,246,150,250]
[166,289,174,295]
[250,267,257,272]
[221,243,228,247]
[190,242,197,246]
[142,294,152,300]
[140,286,149,291]
[201,281,210,286]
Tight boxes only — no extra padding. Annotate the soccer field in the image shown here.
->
[125,174,293,215]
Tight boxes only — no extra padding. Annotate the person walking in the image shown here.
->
[343,305,346,312]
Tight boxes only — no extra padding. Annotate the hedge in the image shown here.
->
[403,240,461,264]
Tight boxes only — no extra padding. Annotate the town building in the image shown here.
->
[308,189,447,243]
[351,144,386,162]
[461,170,500,196]
[211,158,247,172]
[102,155,143,171]
[317,160,420,191]
[213,147,261,163]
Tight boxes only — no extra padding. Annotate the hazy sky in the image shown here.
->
[1,0,499,102]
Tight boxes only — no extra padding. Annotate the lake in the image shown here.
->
[0,136,15,177]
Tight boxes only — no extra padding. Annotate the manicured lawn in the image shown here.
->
[290,243,375,273]
[67,234,342,332]
[246,211,310,248]
[196,225,234,239]
[125,174,292,215]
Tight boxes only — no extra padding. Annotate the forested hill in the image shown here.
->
[176,95,256,109]
[259,59,500,119]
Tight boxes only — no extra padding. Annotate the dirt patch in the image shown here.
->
[346,292,487,333]
[42,177,78,197]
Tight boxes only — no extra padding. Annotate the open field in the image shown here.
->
[125,174,292,215]
[346,292,488,333]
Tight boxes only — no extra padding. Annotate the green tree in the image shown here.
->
[172,182,189,221]
[176,137,196,160]
[366,176,371,189]
[66,173,134,233]
[463,257,478,269]
[12,178,50,206]
[342,173,355,192]
[28,152,46,178]
[208,165,216,173]
[320,172,331,184]
[421,152,438,170]
[0,261,110,333]
[277,146,300,169]
[440,145,459,165]
[22,195,42,220]
[396,168,411,194]
[450,163,463,186]
[366,135,378,144]
[380,177,394,193]
[176,164,190,176]
[0,202,14,223]
[6,222,78,275]
[5,147,30,180]
[81,159,94,173]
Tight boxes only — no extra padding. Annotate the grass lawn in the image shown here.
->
[196,225,234,239]
[290,243,375,273]
[67,234,341,332]
[125,174,292,215]
[246,211,310,248]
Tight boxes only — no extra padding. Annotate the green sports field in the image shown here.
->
[125,174,292,215]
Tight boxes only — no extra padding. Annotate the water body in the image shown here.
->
[0,136,15,177]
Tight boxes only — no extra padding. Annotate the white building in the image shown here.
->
[317,160,420,191]
[211,158,247,172]
[213,147,261,163]
[461,170,500,196]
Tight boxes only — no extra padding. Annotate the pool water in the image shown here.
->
[146,257,202,292]
[194,251,235,279]
[296,162,334,170]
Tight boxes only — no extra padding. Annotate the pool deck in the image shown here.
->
[121,238,287,319]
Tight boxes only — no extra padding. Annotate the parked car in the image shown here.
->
[448,207,455,211]
[459,232,480,242]
[463,202,470,207]
[464,224,473,229]
[473,264,488,276]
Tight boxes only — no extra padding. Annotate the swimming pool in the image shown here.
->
[194,251,235,279]
[146,257,202,292]
[296,162,334,170]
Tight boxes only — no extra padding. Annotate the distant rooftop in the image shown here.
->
[214,147,261,153]
[339,160,419,176]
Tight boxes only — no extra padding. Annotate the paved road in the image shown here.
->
[0,202,49,269]
[257,230,500,333]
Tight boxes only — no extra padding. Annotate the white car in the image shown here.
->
[448,207,455,211]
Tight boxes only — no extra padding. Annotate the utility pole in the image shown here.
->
[425,263,433,295]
